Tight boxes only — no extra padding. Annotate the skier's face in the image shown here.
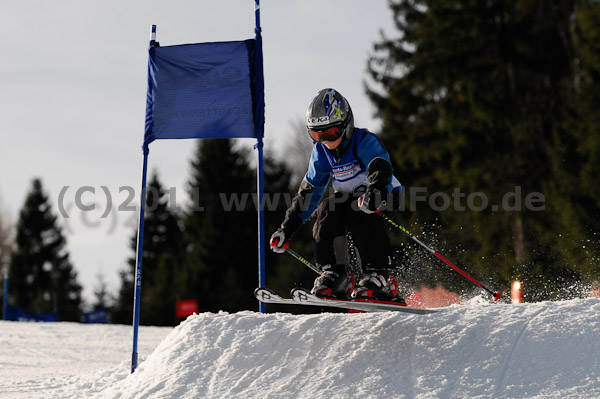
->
[323,136,343,150]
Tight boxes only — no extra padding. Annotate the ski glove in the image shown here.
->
[358,186,387,214]
[269,229,289,253]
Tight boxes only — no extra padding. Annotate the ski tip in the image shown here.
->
[254,286,272,294]
[493,291,502,301]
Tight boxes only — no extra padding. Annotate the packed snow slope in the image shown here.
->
[0,322,171,399]
[93,298,600,399]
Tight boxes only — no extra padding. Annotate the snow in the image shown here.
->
[0,322,170,399]
[2,299,600,399]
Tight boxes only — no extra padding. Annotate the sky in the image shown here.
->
[0,0,398,303]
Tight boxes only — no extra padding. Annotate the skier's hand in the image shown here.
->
[269,229,289,253]
[358,186,386,214]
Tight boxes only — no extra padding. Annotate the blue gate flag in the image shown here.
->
[144,40,261,145]
[4,304,57,322]
[132,16,266,374]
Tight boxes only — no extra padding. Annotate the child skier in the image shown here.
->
[269,88,404,301]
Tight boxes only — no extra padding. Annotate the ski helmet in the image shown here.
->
[306,88,354,142]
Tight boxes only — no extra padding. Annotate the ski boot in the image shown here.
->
[352,270,406,303]
[311,264,353,299]
[386,275,407,304]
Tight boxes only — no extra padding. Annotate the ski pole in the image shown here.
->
[375,210,502,301]
[272,239,320,274]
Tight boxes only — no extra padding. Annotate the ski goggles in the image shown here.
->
[308,126,343,143]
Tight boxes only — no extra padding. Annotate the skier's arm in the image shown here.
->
[356,132,395,192]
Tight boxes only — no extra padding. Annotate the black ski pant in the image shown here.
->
[312,191,392,273]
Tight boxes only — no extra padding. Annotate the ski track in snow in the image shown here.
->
[2,298,600,398]
[494,307,545,394]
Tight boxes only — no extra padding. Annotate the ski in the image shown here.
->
[254,287,295,305]
[255,287,440,314]
[291,288,439,314]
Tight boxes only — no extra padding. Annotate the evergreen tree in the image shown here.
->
[183,138,314,313]
[262,149,317,300]
[184,139,256,312]
[545,0,600,286]
[113,171,185,326]
[8,178,82,320]
[573,1,600,206]
[111,269,133,324]
[367,0,596,299]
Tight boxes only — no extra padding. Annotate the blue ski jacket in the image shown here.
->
[282,128,403,232]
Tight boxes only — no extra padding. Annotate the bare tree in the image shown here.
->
[283,118,314,188]
[0,196,13,274]
[92,268,112,311]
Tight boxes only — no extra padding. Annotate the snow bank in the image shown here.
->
[0,322,171,399]
[94,299,600,399]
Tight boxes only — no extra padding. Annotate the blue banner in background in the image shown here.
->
[82,309,108,324]
[4,304,57,322]
[144,40,259,144]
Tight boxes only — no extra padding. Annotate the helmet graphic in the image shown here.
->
[306,88,354,142]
